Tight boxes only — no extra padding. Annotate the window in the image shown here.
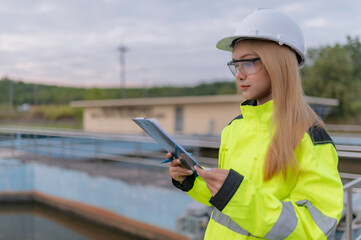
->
[175,106,183,132]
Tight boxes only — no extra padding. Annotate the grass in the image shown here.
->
[0,104,83,130]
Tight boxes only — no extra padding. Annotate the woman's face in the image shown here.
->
[232,43,272,105]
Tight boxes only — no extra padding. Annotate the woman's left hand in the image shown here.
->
[194,165,229,196]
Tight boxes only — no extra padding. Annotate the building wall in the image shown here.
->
[182,102,241,135]
[83,105,175,134]
[83,102,241,136]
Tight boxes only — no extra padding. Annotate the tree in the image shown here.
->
[302,36,361,121]
[343,36,361,118]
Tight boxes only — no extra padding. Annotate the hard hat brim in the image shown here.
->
[216,36,242,52]
[216,35,305,66]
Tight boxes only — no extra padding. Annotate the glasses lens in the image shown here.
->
[227,59,262,77]
[227,63,237,76]
[241,62,256,75]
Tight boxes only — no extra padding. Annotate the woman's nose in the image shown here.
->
[235,69,246,80]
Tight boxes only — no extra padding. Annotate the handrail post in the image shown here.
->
[11,133,14,157]
[342,176,361,240]
[346,188,353,240]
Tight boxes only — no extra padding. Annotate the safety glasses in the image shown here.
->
[227,57,263,77]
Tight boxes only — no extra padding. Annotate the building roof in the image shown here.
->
[70,94,339,108]
[70,95,244,107]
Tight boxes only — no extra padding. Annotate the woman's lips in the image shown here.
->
[241,85,250,91]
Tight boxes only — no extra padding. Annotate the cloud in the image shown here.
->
[304,18,329,28]
[0,0,360,88]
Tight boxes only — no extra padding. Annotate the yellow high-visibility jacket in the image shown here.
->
[173,100,343,239]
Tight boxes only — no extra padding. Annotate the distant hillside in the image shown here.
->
[0,77,237,106]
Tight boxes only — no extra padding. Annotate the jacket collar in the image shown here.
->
[240,99,273,123]
[241,99,258,106]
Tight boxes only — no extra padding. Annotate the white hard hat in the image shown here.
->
[216,8,306,66]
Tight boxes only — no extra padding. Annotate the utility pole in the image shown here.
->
[142,77,148,98]
[8,79,13,113]
[33,84,38,105]
[118,46,128,98]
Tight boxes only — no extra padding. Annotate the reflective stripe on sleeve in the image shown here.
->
[212,202,297,239]
[212,200,336,239]
[211,208,258,237]
[296,200,337,239]
[264,201,298,239]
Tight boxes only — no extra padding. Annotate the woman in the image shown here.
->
[167,9,343,239]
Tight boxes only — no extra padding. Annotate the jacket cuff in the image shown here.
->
[209,169,244,211]
[172,174,195,192]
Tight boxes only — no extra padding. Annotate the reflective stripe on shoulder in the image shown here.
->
[296,200,337,239]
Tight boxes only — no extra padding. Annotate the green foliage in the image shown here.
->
[30,105,83,121]
[344,36,361,78]
[0,78,89,105]
[83,88,119,100]
[0,103,22,119]
[0,78,237,106]
[302,35,361,121]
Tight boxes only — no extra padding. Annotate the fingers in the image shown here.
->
[169,158,182,167]
[169,158,188,169]
[194,166,230,196]
[195,166,229,184]
[166,151,194,182]
[195,165,211,178]
[166,151,173,159]
[195,166,226,180]
[169,159,193,175]
[170,166,193,177]
[169,158,193,182]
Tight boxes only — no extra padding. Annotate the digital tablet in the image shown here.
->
[132,117,201,171]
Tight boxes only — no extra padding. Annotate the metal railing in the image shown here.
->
[0,126,220,168]
[343,177,361,240]
[326,124,361,133]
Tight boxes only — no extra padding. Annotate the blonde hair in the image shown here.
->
[236,40,324,180]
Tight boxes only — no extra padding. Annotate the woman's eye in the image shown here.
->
[244,62,253,68]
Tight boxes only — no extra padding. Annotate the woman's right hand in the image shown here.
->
[166,152,193,182]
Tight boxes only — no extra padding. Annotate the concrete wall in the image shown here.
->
[0,158,193,235]
[83,105,175,134]
[182,102,240,135]
[83,103,241,135]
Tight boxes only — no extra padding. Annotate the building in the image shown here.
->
[70,95,339,136]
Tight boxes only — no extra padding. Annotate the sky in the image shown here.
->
[0,0,360,88]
